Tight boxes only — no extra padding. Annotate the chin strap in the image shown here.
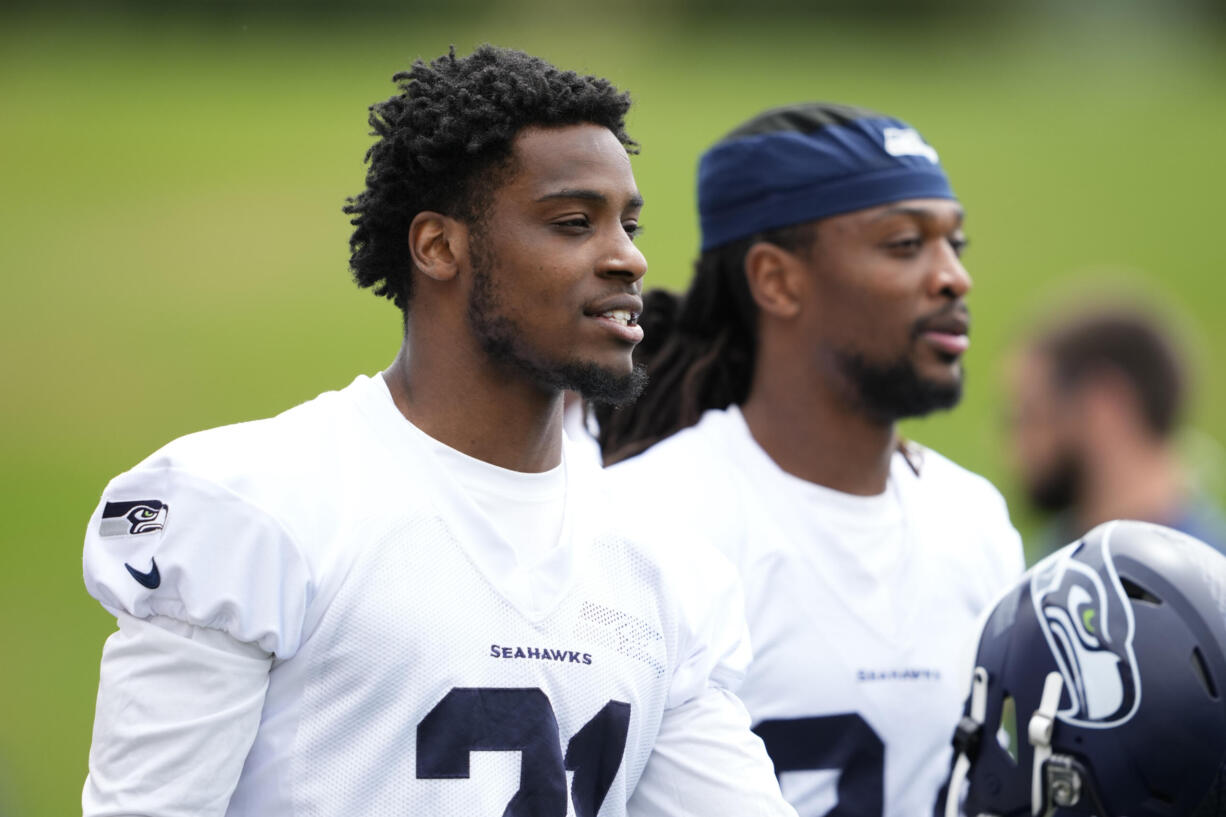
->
[1029,672,1065,817]
[1028,674,1111,817]
[945,667,990,817]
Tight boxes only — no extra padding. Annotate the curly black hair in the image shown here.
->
[343,45,637,315]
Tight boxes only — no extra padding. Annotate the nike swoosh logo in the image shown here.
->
[124,558,161,589]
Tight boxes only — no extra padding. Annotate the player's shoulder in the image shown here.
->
[609,412,721,473]
[606,409,742,503]
[900,441,1025,579]
[82,375,394,654]
[603,409,749,550]
[119,375,380,502]
[93,374,391,567]
[588,421,740,572]
[148,381,356,473]
[901,441,1008,505]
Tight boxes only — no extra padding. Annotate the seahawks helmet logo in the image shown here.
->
[1030,522,1140,728]
[883,127,939,164]
[99,499,169,537]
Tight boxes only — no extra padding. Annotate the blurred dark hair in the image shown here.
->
[344,44,635,315]
[1038,308,1187,438]
[597,223,813,463]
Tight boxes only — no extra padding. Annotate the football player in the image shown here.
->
[944,519,1226,817]
[599,103,1025,817]
[81,46,797,817]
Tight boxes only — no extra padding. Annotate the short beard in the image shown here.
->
[836,350,963,424]
[1027,451,1082,513]
[465,234,647,408]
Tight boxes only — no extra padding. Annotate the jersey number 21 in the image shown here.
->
[417,687,631,817]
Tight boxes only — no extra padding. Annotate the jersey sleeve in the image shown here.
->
[627,686,798,817]
[83,612,272,817]
[83,461,314,658]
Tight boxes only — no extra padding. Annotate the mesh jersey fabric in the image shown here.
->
[606,406,1025,817]
[82,374,787,816]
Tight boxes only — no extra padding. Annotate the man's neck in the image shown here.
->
[382,344,565,474]
[740,372,896,496]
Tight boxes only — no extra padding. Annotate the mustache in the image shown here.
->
[911,302,971,339]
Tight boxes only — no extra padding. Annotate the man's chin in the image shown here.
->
[921,372,964,410]
[559,361,648,408]
[917,356,963,387]
[900,356,965,415]
[840,350,964,422]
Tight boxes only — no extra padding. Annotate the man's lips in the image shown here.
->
[916,312,970,356]
[584,294,644,343]
[922,331,970,355]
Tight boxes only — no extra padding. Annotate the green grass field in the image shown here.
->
[2,10,1224,815]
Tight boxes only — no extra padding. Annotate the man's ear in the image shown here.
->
[409,211,466,282]
[744,241,803,320]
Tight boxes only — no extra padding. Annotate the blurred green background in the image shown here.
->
[2,0,1224,813]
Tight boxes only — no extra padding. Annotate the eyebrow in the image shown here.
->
[870,205,964,225]
[535,188,645,209]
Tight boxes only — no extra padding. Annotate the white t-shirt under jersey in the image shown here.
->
[405,414,570,602]
[606,406,1024,817]
[81,375,797,817]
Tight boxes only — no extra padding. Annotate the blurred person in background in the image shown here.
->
[1007,304,1226,555]
[599,102,1024,817]
[79,45,796,817]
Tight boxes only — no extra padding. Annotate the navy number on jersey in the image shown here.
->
[417,687,631,817]
[754,713,884,817]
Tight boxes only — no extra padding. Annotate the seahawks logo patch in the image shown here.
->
[883,126,939,164]
[100,500,169,537]
[1030,522,1140,728]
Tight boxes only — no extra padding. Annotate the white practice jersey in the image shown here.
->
[607,407,1024,817]
[81,375,795,817]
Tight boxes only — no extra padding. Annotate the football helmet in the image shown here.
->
[944,519,1226,817]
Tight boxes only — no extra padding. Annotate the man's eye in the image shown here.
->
[886,237,922,253]
[624,222,644,240]
[949,237,969,256]
[555,217,591,230]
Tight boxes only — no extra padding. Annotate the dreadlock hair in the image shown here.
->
[597,222,814,464]
[343,45,636,316]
